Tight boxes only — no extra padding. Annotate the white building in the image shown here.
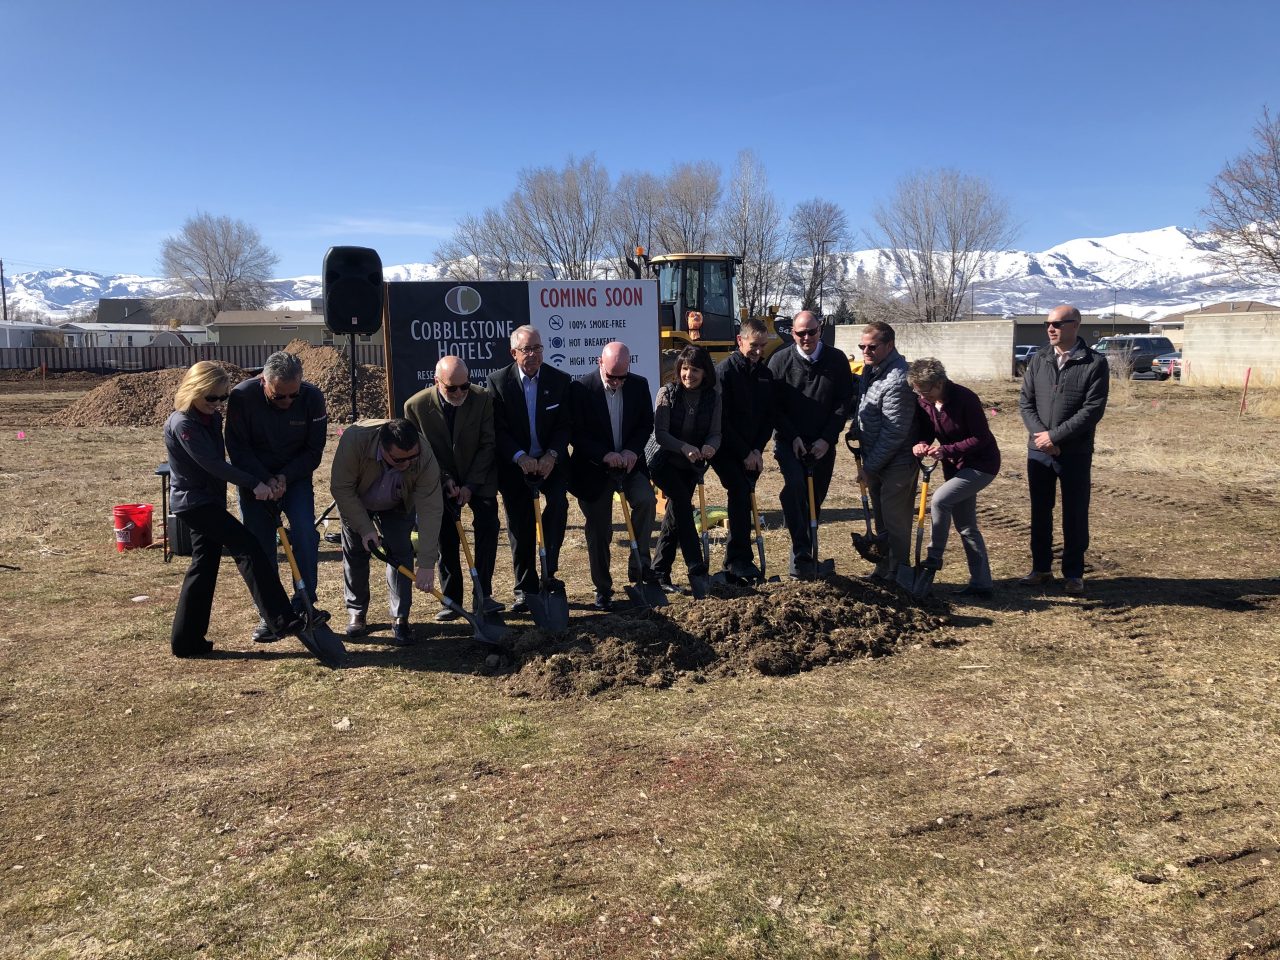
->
[59,322,210,347]
[0,321,58,348]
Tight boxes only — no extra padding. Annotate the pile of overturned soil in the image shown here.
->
[41,362,248,427]
[502,575,948,699]
[284,340,388,423]
[0,368,105,383]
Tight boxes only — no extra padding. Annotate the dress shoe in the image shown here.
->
[1064,577,1085,596]
[483,598,506,615]
[173,639,214,658]
[345,610,368,637]
[435,605,461,623]
[654,571,680,594]
[389,617,417,646]
[510,598,531,615]
[952,584,994,599]
[593,592,614,612]
[1017,571,1054,586]
[251,619,277,643]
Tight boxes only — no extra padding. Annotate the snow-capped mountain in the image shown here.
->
[4,226,1277,323]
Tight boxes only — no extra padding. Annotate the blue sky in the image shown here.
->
[2,0,1278,278]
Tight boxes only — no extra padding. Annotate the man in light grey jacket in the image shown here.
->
[854,322,918,586]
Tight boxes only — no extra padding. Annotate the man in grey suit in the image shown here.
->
[404,355,500,621]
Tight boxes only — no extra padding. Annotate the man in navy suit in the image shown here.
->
[488,325,573,612]
[569,341,656,611]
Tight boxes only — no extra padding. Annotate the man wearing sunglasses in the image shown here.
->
[226,350,330,641]
[853,321,918,587]
[767,311,855,578]
[404,356,500,622]
[1018,304,1109,595]
[330,418,443,645]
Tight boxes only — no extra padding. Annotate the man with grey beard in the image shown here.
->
[404,355,500,621]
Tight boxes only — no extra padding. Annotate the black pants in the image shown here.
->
[1028,455,1093,579]
[171,503,292,655]
[651,460,709,578]
[498,465,567,597]
[711,454,756,570]
[774,442,836,574]
[439,495,500,605]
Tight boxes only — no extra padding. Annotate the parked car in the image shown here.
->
[1092,335,1176,377]
[1151,351,1182,380]
[1013,344,1038,376]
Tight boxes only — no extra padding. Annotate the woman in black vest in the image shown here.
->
[648,345,722,590]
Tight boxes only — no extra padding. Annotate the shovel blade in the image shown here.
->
[624,581,669,608]
[297,622,346,669]
[911,568,937,600]
[689,574,710,600]
[852,531,887,564]
[526,590,570,632]
[817,559,836,576]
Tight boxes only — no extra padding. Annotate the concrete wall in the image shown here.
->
[835,319,1013,381]
[1183,312,1280,387]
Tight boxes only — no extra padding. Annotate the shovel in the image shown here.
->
[275,513,345,669]
[690,462,726,599]
[845,433,887,564]
[610,469,668,609]
[369,543,511,650]
[524,476,570,631]
[910,456,942,600]
[797,451,836,580]
[447,498,504,632]
[748,473,781,583]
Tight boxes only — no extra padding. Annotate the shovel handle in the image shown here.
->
[275,519,306,593]
[371,543,454,608]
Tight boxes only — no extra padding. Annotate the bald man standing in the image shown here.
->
[404,356,500,620]
[569,342,657,611]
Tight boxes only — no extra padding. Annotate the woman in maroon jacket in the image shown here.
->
[908,358,1001,598]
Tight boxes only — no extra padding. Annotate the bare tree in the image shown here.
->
[871,169,1016,324]
[788,198,849,314]
[1203,106,1280,277]
[506,155,612,280]
[608,171,663,278]
[656,161,722,254]
[719,151,787,317]
[159,212,280,323]
[436,209,540,281]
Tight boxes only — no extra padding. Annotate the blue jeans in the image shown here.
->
[239,480,320,603]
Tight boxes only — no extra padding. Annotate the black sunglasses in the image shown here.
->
[1046,319,1075,329]
[205,393,230,403]
[441,381,470,394]
[386,448,419,465]
[603,371,629,383]
[793,328,819,338]
[270,389,301,400]
[859,342,883,352]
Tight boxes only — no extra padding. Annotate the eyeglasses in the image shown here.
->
[441,381,470,394]
[515,344,543,355]
[205,394,230,403]
[603,371,629,384]
[386,448,419,465]
[1046,319,1076,329]
[859,342,883,352]
[793,328,819,339]
[269,389,301,400]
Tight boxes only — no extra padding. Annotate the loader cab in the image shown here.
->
[652,254,741,345]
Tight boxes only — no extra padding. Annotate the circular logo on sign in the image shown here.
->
[548,314,564,330]
[444,286,482,316]
[549,336,565,349]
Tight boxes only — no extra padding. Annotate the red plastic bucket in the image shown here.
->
[114,503,154,552]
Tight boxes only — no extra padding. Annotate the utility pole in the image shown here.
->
[0,259,8,323]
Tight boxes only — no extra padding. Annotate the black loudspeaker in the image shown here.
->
[323,246,384,336]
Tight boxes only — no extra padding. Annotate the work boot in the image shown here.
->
[389,617,416,646]
[345,610,368,637]
[1018,571,1054,587]
[251,618,277,643]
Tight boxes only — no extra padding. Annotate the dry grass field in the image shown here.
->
[1,373,1278,960]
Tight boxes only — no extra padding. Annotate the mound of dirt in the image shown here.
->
[284,340,388,423]
[502,575,949,699]
[0,368,105,382]
[41,362,248,427]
